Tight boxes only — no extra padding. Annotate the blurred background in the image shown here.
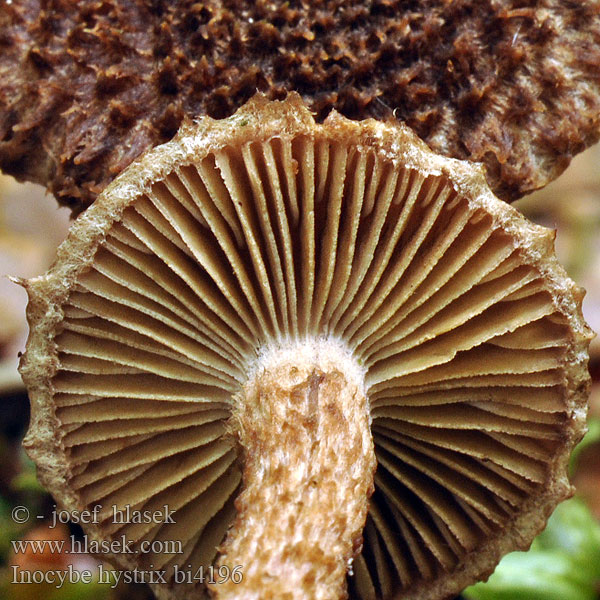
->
[0,144,599,600]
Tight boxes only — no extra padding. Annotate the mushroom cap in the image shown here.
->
[20,94,593,600]
[1,0,600,213]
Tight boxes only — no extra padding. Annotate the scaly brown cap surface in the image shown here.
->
[1,1,600,213]
[19,95,593,599]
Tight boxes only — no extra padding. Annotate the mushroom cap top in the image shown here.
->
[1,0,600,213]
[19,94,593,600]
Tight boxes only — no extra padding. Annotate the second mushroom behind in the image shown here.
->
[20,94,592,600]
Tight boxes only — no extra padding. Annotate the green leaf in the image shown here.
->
[463,551,597,600]
[463,498,600,600]
[11,453,46,495]
[535,497,600,580]
[570,417,600,476]
[48,579,111,600]
[0,495,18,560]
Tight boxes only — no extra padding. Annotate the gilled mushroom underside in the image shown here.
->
[20,96,592,600]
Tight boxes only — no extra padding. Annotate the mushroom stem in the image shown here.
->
[210,340,376,600]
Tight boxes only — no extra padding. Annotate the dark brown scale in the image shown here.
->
[1,0,599,214]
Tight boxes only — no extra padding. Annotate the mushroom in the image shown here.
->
[19,95,592,600]
[2,1,600,212]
